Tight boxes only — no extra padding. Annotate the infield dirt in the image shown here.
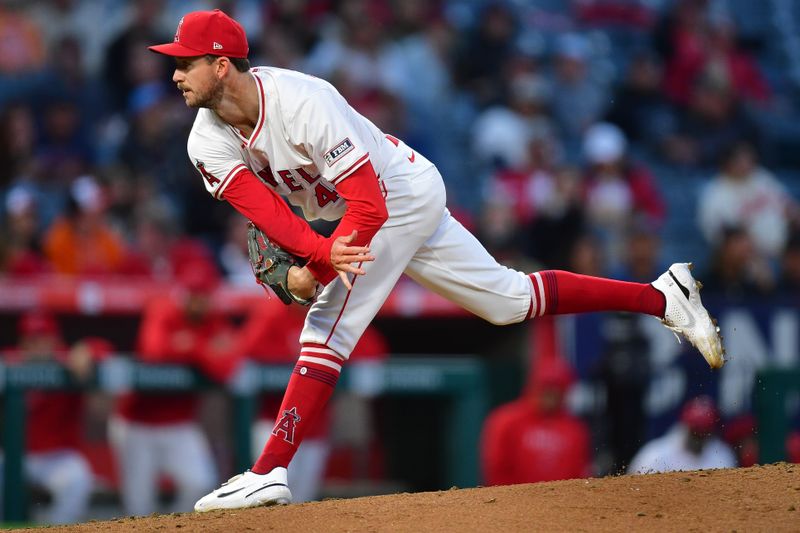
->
[12,462,800,532]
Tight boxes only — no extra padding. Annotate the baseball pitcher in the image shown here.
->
[148,9,725,511]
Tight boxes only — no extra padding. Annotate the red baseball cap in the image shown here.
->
[18,311,59,338]
[148,9,248,59]
[179,261,221,294]
[680,396,719,434]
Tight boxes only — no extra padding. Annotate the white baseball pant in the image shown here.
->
[108,417,217,516]
[301,166,532,358]
[0,450,93,524]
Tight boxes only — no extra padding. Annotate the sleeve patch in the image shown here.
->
[195,159,221,187]
[323,138,354,167]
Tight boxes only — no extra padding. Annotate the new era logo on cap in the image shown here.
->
[149,9,248,58]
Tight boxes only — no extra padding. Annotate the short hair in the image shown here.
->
[204,54,250,73]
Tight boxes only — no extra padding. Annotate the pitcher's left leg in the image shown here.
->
[405,211,724,367]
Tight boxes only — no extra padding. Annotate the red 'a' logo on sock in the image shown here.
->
[272,407,301,444]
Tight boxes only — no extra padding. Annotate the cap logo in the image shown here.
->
[174,17,184,42]
[213,42,223,50]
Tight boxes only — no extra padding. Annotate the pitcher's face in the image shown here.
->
[173,56,224,109]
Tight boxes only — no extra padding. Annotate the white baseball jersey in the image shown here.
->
[186,66,534,358]
[627,425,737,474]
[187,66,433,221]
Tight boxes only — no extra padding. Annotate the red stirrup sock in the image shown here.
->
[528,270,666,318]
[251,343,342,474]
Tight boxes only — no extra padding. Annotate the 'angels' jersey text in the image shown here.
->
[186,67,432,221]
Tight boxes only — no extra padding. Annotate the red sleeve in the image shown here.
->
[312,161,388,282]
[137,300,197,363]
[221,169,337,282]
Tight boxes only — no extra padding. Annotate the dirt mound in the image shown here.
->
[13,463,800,532]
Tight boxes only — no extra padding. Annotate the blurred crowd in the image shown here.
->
[4,0,800,524]
[2,0,800,290]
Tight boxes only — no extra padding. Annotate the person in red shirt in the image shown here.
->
[109,261,242,516]
[1,312,108,524]
[786,430,800,464]
[238,298,389,502]
[481,354,591,485]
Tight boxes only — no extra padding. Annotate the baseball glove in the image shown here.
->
[247,222,313,306]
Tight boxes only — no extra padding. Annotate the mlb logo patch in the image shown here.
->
[324,138,354,166]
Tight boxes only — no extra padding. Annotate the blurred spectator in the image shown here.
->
[595,312,651,473]
[582,123,665,270]
[255,25,305,71]
[527,165,586,270]
[628,396,737,474]
[0,185,49,276]
[110,262,239,515]
[0,312,109,524]
[568,233,606,276]
[36,99,93,183]
[472,73,553,171]
[0,5,46,76]
[26,0,127,76]
[0,103,37,189]
[239,299,389,502]
[39,35,110,130]
[481,354,591,485]
[701,226,774,298]
[723,415,758,467]
[102,0,171,112]
[663,13,770,106]
[122,200,215,281]
[453,1,517,108]
[549,33,610,143]
[787,430,800,464]
[478,123,562,268]
[777,233,800,294]
[118,81,194,202]
[219,214,256,287]
[613,223,664,283]
[305,0,391,94]
[605,50,674,149]
[262,0,327,58]
[698,142,796,258]
[574,0,655,29]
[42,175,127,276]
[661,73,760,167]
[652,0,707,73]
[381,19,458,171]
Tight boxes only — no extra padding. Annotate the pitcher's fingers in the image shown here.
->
[338,271,353,290]
[336,262,367,276]
[342,253,375,263]
[341,245,371,255]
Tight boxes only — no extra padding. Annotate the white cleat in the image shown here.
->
[652,262,726,369]
[194,467,292,512]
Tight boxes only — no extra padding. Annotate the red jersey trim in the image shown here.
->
[248,74,267,148]
[330,154,370,185]
[215,163,248,199]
